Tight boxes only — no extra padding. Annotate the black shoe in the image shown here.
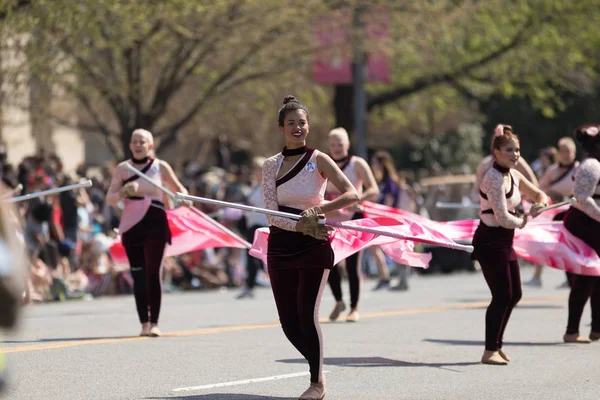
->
[236,289,254,299]
[390,282,409,291]
[372,279,391,291]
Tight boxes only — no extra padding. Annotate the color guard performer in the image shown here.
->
[562,125,600,343]
[324,128,379,323]
[527,137,578,288]
[262,96,359,399]
[472,124,548,365]
[106,129,191,337]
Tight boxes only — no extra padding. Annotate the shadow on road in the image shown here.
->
[146,395,295,400]
[4,336,136,344]
[455,304,564,310]
[277,356,479,371]
[424,338,563,346]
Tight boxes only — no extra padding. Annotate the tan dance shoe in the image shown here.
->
[149,324,161,337]
[329,301,346,322]
[498,349,510,362]
[298,376,326,400]
[140,322,151,337]
[589,332,600,341]
[563,333,591,343]
[481,351,508,365]
[346,309,360,323]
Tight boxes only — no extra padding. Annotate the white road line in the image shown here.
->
[172,371,330,392]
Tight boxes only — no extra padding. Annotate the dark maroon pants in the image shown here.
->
[122,205,171,324]
[268,220,333,383]
[472,223,522,351]
[563,207,600,335]
[328,212,363,310]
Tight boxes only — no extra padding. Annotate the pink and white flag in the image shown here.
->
[362,202,600,276]
[249,212,478,270]
[109,207,248,264]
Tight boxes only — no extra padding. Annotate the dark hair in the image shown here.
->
[540,146,557,163]
[277,95,310,127]
[491,124,519,154]
[574,124,600,156]
[372,151,399,184]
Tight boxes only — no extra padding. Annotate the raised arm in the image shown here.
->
[480,170,524,229]
[515,170,548,207]
[573,159,600,222]
[538,164,557,192]
[354,157,380,203]
[261,158,297,231]
[470,158,490,203]
[316,152,359,214]
[159,160,189,196]
[516,157,539,187]
[106,164,125,206]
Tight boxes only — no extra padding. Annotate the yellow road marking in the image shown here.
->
[3,296,566,354]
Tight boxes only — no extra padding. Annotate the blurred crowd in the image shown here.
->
[0,138,503,305]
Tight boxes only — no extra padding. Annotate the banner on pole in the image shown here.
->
[313,6,390,84]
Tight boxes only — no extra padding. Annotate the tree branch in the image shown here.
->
[0,0,31,19]
[58,40,128,123]
[156,26,283,141]
[367,15,535,110]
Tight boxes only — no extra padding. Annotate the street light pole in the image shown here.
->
[352,3,368,160]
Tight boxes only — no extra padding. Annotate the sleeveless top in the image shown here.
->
[325,156,363,200]
[324,156,363,222]
[262,149,327,231]
[545,163,577,200]
[107,158,165,234]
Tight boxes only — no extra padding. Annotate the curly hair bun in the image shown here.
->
[282,95,298,105]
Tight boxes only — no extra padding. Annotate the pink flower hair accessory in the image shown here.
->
[494,124,504,137]
[585,126,599,137]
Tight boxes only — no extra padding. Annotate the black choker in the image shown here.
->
[493,162,510,174]
[282,146,306,156]
[332,155,349,163]
[559,162,575,169]
[132,156,149,164]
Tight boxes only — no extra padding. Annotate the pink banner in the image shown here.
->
[361,202,600,276]
[109,207,248,264]
[249,214,480,270]
[313,6,390,84]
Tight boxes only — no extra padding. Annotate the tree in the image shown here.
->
[3,0,326,159]
[331,0,600,137]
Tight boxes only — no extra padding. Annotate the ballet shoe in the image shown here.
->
[329,301,346,322]
[346,309,360,323]
[298,376,326,400]
[481,351,508,365]
[140,322,151,337]
[563,333,591,343]
[149,324,161,337]
[589,332,600,341]
[498,349,510,362]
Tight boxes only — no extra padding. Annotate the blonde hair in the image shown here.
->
[131,129,154,144]
[328,127,350,144]
[558,136,576,152]
[252,156,266,169]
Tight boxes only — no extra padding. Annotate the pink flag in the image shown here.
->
[361,201,478,241]
[248,215,460,270]
[514,221,600,276]
[362,202,600,276]
[109,207,249,264]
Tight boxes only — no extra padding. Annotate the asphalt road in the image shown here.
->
[3,266,599,400]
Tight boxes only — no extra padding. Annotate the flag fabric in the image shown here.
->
[109,207,248,264]
[249,216,433,270]
[362,201,600,276]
